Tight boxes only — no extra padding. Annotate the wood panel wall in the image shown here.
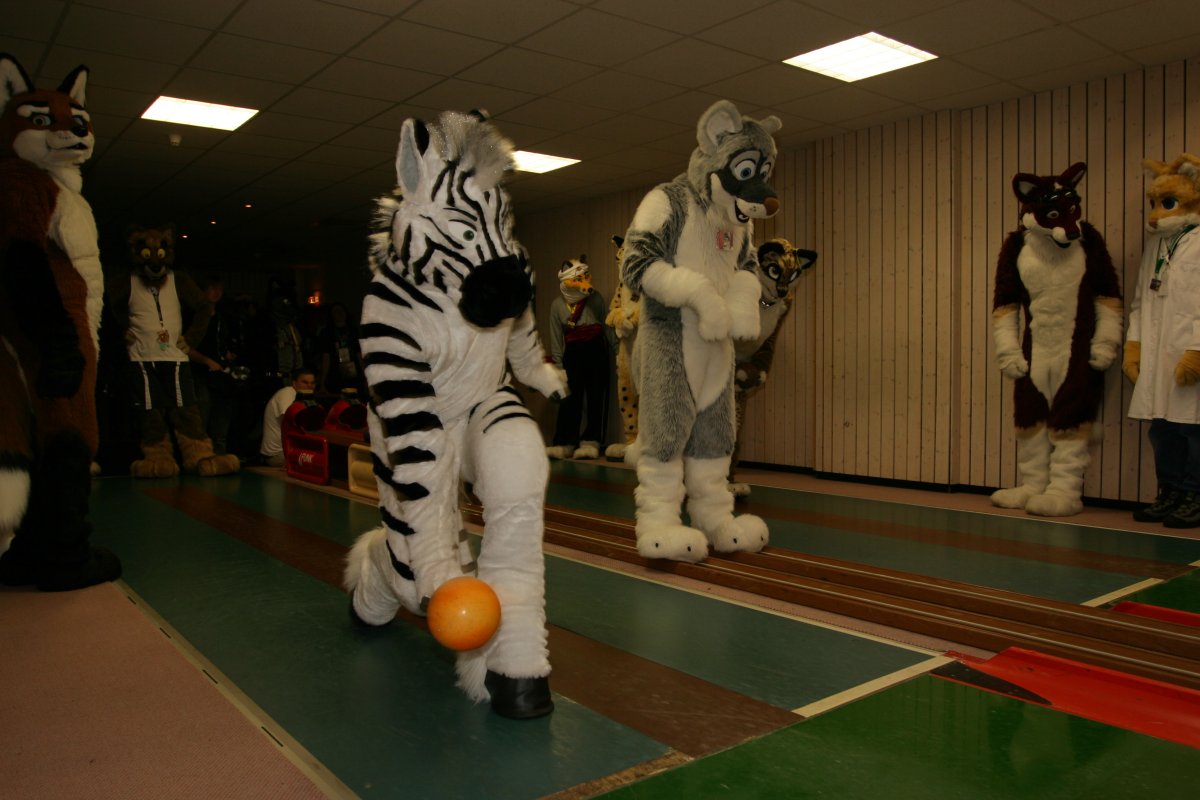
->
[519,56,1200,502]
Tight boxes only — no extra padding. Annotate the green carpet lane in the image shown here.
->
[1125,569,1200,615]
[172,472,934,710]
[88,478,668,800]
[547,461,1200,604]
[597,676,1200,800]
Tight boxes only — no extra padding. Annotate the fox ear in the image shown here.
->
[795,248,819,271]
[1143,158,1171,176]
[0,53,33,116]
[611,235,624,248]
[697,100,743,153]
[1059,161,1086,189]
[396,118,430,195]
[1012,174,1040,202]
[58,65,88,107]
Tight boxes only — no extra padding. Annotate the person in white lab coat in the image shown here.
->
[1124,153,1200,527]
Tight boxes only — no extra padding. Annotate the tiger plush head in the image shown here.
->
[1012,162,1086,248]
[755,239,816,307]
[1143,154,1200,233]
[126,224,176,287]
[688,100,781,224]
[0,53,92,191]
[557,255,592,304]
[369,109,530,329]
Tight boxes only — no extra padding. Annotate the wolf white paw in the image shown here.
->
[990,485,1037,509]
[573,441,600,459]
[707,514,768,553]
[604,442,627,461]
[546,445,574,459]
[1025,492,1082,517]
[636,524,709,563]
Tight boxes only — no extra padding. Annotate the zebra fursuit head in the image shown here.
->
[367,110,532,329]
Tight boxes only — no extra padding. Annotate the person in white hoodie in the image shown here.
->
[1124,153,1200,527]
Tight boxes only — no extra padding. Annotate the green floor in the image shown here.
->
[84,468,1200,798]
[597,676,1200,799]
[1127,569,1200,615]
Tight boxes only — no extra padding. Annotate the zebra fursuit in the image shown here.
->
[343,110,566,718]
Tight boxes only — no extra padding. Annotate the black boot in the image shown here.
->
[485,670,554,719]
[1165,490,1200,529]
[1133,486,1184,522]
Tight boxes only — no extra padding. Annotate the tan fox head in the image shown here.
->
[0,53,93,179]
[1143,154,1200,233]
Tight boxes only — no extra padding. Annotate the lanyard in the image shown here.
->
[1151,224,1197,291]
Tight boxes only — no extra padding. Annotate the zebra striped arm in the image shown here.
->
[506,307,567,399]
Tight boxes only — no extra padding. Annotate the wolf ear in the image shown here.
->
[0,53,33,116]
[758,115,782,135]
[697,100,743,153]
[1059,161,1086,189]
[396,118,431,195]
[58,64,88,107]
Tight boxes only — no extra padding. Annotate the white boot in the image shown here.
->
[604,442,627,461]
[991,426,1051,509]
[1026,428,1089,517]
[685,456,768,553]
[572,440,600,459]
[634,455,708,562]
[545,445,574,459]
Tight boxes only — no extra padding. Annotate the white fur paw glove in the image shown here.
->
[727,270,763,341]
[694,291,732,341]
[531,362,569,400]
[997,352,1029,380]
[1088,340,1117,370]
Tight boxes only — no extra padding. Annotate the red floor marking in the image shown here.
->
[935,647,1200,749]
[1111,600,1200,629]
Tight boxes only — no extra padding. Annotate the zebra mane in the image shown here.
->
[367,190,402,275]
[434,110,515,192]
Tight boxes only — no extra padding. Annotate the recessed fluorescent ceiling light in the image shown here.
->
[783,32,936,82]
[141,96,258,131]
[513,150,579,173]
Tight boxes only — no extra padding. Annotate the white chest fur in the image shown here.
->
[1017,233,1084,401]
[676,204,745,409]
[49,176,103,350]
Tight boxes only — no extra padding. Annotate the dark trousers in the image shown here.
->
[553,337,609,447]
[1148,418,1200,493]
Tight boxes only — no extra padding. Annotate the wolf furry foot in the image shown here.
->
[706,514,768,553]
[635,523,708,562]
[1025,492,1082,517]
[990,485,1038,509]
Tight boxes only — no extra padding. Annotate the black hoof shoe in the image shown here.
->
[36,547,122,592]
[485,670,554,719]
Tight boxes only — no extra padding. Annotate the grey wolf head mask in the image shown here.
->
[687,100,781,223]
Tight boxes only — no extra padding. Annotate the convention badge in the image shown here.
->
[716,230,733,251]
[157,328,171,350]
[1154,271,1169,296]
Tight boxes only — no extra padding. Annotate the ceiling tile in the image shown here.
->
[839,104,929,131]
[858,59,996,105]
[592,144,685,170]
[224,0,388,53]
[633,90,727,124]
[518,9,680,66]
[164,69,292,108]
[406,79,537,116]
[403,0,578,42]
[323,0,419,17]
[694,1,861,61]
[118,118,230,148]
[215,132,316,159]
[1032,0,1145,23]
[703,63,837,109]
[550,70,684,110]
[0,38,46,72]
[1125,32,1200,67]
[496,96,615,131]
[85,84,160,118]
[520,133,623,160]
[82,0,242,28]
[56,4,209,64]
[779,86,904,124]
[39,46,176,95]
[330,125,404,152]
[458,48,603,94]
[352,20,504,74]
[303,144,391,168]
[933,81,1025,110]
[6,0,65,41]
[590,0,775,35]
[818,0,959,27]
[1073,0,1200,51]
[363,103,458,132]
[879,0,1056,58]
[621,38,767,87]
[1011,54,1139,93]
[955,26,1114,80]
[240,111,353,142]
[190,35,335,85]
[571,114,689,145]
[102,137,206,166]
[306,58,443,103]
[270,87,393,124]
[191,149,289,174]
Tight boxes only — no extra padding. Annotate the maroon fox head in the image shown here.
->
[1012,162,1086,248]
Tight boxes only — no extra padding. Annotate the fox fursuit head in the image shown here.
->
[0,53,120,591]
[991,162,1122,517]
[345,110,566,719]
[620,100,780,563]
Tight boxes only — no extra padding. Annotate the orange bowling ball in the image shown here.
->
[426,576,501,651]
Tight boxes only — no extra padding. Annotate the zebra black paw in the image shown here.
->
[485,670,554,719]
